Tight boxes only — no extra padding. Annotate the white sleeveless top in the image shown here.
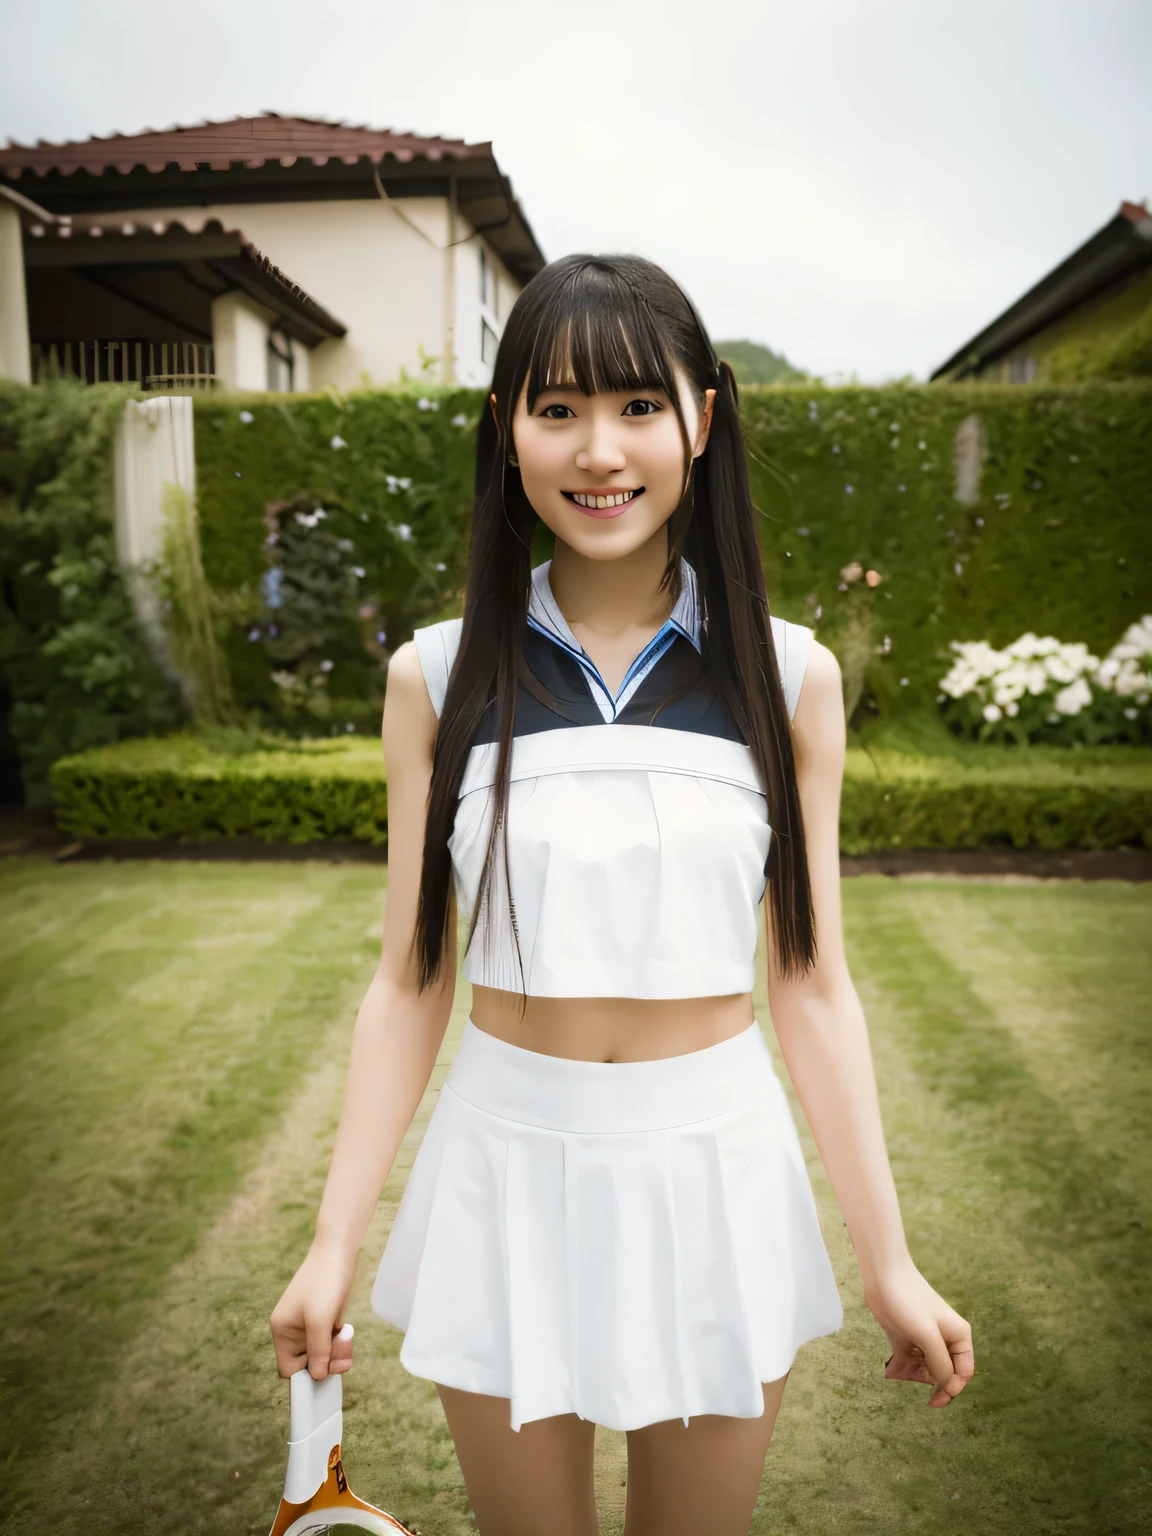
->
[414,560,812,999]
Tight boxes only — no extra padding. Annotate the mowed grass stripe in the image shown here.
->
[913,883,1152,1203]
[0,867,331,1166]
[17,990,479,1536]
[0,860,386,1522]
[839,880,1149,1536]
[0,861,127,974]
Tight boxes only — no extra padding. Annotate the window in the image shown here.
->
[481,319,499,367]
[479,246,497,316]
[266,327,295,392]
[1007,354,1036,384]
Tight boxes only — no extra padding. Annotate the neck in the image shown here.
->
[548,530,675,638]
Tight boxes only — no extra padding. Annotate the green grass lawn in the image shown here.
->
[0,858,1148,1535]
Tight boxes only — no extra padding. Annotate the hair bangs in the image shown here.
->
[523,262,682,412]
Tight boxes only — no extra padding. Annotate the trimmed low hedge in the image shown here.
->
[840,742,1151,853]
[51,733,387,846]
[50,733,1151,853]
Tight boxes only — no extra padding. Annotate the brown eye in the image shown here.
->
[540,403,574,420]
[623,399,661,416]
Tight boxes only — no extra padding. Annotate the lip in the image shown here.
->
[562,488,644,519]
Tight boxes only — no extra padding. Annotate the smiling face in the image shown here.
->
[503,370,715,562]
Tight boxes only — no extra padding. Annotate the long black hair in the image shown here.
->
[415,253,815,988]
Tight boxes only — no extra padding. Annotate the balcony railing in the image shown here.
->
[32,340,218,390]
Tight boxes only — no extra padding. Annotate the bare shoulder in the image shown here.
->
[381,640,437,763]
[791,639,846,764]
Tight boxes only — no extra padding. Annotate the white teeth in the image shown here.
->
[572,491,636,508]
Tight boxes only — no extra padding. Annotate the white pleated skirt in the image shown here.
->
[370,1018,843,1433]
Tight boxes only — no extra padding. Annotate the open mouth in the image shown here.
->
[562,488,644,515]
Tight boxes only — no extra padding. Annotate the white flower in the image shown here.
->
[451,413,468,427]
[417,397,432,411]
[238,410,254,424]
[319,659,334,673]
[1111,615,1152,660]
[983,703,1003,722]
[352,565,365,578]
[395,523,413,541]
[1098,616,1152,701]
[1053,677,1092,716]
[1124,707,1138,720]
[331,435,348,449]
[398,477,412,490]
[434,561,447,572]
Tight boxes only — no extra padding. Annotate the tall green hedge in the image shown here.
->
[0,381,183,796]
[195,380,1152,721]
[5,378,1149,798]
[742,382,1152,715]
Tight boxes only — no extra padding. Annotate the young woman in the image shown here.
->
[271,254,974,1536]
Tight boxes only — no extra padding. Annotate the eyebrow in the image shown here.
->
[535,382,670,397]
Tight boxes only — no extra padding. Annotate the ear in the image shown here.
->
[692,388,717,459]
[489,392,499,429]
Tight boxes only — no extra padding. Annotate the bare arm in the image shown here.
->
[767,640,974,1408]
[270,641,456,1381]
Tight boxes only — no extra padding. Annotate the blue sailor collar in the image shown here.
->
[526,557,703,723]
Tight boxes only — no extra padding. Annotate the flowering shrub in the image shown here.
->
[938,617,1152,744]
[218,492,384,735]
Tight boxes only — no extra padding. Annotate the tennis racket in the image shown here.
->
[268,1325,418,1536]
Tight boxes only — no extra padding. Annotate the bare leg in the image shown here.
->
[622,1375,790,1536]
[435,1384,598,1536]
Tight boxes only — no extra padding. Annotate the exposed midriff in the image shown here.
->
[468,984,757,1063]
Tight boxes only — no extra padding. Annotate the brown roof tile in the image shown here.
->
[1,111,492,178]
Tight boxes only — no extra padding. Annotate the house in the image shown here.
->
[0,113,546,392]
[931,201,1152,383]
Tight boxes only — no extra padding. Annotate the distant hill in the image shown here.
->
[714,339,805,385]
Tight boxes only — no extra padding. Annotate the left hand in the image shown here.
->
[865,1260,974,1408]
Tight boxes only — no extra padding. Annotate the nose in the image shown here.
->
[574,415,627,477]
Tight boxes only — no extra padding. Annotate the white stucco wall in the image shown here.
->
[107,196,519,390]
[211,291,273,390]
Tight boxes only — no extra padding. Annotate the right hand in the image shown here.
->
[270,1244,356,1381]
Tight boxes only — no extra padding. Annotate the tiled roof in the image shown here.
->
[1,112,492,178]
[930,201,1152,381]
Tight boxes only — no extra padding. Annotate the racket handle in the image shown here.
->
[283,1324,354,1504]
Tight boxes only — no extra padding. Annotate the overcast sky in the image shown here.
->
[3,0,1149,381]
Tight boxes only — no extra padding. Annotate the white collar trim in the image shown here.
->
[528,557,702,656]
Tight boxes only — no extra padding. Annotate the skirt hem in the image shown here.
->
[371,1312,843,1433]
